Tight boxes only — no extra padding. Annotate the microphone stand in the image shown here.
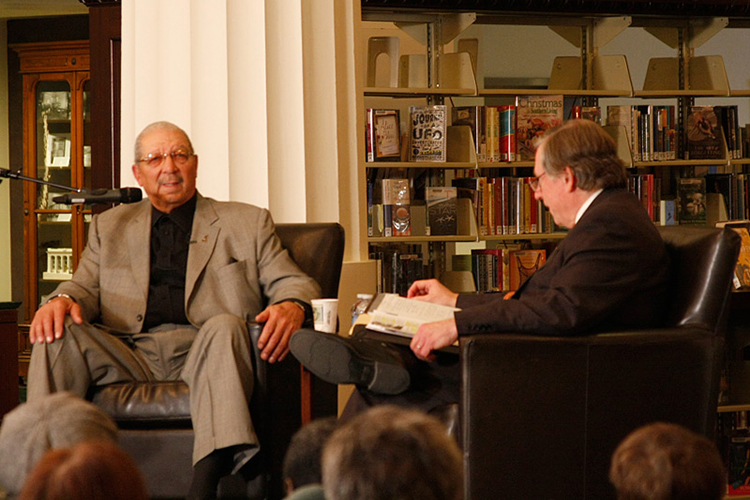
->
[0,167,83,194]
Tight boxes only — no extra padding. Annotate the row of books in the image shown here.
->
[366,95,565,163]
[452,176,558,236]
[367,102,749,164]
[718,410,750,496]
[607,105,677,161]
[369,244,425,296]
[456,247,547,292]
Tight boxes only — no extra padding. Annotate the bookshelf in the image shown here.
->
[358,7,750,495]
[358,7,750,296]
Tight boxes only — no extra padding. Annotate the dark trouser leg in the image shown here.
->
[341,347,460,419]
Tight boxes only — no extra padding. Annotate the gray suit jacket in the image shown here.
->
[52,193,320,333]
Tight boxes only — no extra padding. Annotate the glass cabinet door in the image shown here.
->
[28,73,90,307]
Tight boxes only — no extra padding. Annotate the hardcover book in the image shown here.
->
[499,105,516,162]
[382,178,411,237]
[515,95,564,161]
[425,186,458,236]
[686,106,724,160]
[715,220,750,289]
[409,105,447,162]
[366,109,401,162]
[677,178,707,225]
[508,249,546,290]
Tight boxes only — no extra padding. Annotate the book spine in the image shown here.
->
[500,105,516,162]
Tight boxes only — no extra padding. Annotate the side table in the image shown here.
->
[0,302,20,419]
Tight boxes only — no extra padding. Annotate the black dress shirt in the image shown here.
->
[142,195,197,331]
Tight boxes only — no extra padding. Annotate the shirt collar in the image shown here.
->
[575,188,604,224]
[151,193,198,233]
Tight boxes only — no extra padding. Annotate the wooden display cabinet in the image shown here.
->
[11,41,93,321]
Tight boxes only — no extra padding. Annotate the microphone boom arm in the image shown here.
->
[0,167,83,193]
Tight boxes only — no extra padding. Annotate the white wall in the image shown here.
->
[0,20,10,302]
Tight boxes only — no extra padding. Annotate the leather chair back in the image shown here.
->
[91,222,345,499]
[460,226,740,499]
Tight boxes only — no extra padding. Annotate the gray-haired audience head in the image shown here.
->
[322,405,462,500]
[0,392,119,495]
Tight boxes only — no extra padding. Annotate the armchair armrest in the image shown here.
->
[460,326,722,499]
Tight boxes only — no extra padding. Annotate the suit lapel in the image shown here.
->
[127,201,152,301]
[186,196,220,304]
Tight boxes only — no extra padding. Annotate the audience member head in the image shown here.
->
[19,441,148,500]
[609,422,726,500]
[283,416,339,494]
[0,392,119,495]
[538,119,627,191]
[322,405,462,500]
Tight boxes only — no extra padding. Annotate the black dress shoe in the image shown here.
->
[289,329,411,395]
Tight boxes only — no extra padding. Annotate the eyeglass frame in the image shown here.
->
[529,171,548,192]
[137,149,196,168]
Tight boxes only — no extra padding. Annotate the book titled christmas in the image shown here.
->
[409,105,447,162]
[515,95,563,161]
[366,109,402,162]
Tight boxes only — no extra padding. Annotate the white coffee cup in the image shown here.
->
[312,298,338,333]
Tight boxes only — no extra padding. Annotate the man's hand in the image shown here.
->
[407,279,459,307]
[254,301,305,363]
[409,318,458,361]
[29,296,83,345]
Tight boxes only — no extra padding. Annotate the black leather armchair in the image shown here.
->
[90,223,345,499]
[460,226,740,499]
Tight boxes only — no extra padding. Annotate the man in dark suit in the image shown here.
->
[27,121,320,498]
[291,119,670,414]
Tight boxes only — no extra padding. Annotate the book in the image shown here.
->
[499,105,516,162]
[365,293,460,339]
[515,95,564,161]
[571,105,601,124]
[409,105,447,162]
[471,248,503,292]
[366,109,402,162]
[677,178,707,225]
[485,105,500,162]
[382,178,411,237]
[451,106,486,162]
[508,249,546,290]
[425,186,458,236]
[686,106,725,160]
[716,220,750,289]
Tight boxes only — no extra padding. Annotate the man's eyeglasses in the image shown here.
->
[529,172,547,192]
[138,149,194,168]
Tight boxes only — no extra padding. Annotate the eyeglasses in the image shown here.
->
[529,172,547,192]
[138,149,194,168]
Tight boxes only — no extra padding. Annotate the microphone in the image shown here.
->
[53,188,143,205]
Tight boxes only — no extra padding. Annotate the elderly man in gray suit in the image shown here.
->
[27,121,320,499]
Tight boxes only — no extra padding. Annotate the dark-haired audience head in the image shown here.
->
[283,416,339,494]
[609,422,726,500]
[322,405,462,500]
[19,441,148,500]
